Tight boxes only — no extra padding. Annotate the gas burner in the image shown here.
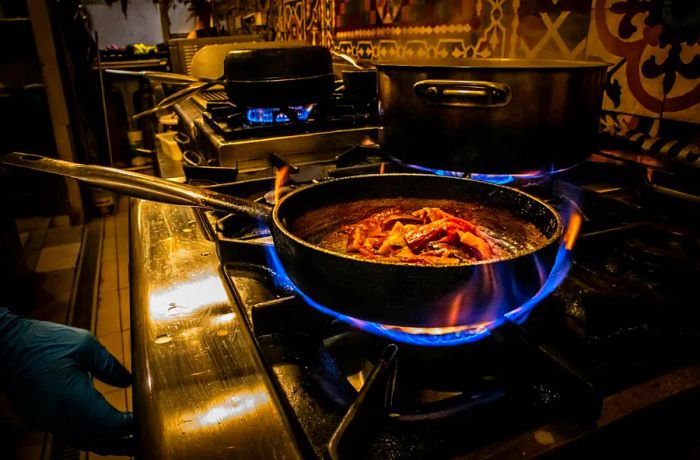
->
[199,93,379,143]
[246,105,315,125]
[152,95,700,459]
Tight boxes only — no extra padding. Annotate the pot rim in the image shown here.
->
[374,58,611,70]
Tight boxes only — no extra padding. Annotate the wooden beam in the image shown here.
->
[26,0,84,224]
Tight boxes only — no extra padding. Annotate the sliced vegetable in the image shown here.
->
[340,206,493,265]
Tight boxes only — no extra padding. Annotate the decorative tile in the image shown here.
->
[280,0,306,42]
[512,10,590,59]
[277,0,698,123]
[334,0,518,60]
[277,0,335,45]
[600,110,661,138]
[586,0,700,121]
[662,39,700,122]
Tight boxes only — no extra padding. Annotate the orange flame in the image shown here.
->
[379,162,385,174]
[387,263,506,335]
[274,166,290,204]
[446,292,465,326]
[563,209,582,250]
[382,320,493,336]
[360,137,375,146]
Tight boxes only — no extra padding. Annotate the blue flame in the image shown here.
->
[469,165,581,185]
[398,161,577,185]
[469,174,515,185]
[262,239,573,347]
[503,244,570,324]
[403,163,466,178]
[246,105,313,124]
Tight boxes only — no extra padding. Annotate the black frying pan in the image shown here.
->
[1,152,563,328]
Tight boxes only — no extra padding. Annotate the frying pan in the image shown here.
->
[1,152,563,328]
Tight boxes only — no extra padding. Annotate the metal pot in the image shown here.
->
[223,43,335,107]
[375,58,609,174]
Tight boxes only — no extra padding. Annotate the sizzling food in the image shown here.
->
[340,207,492,265]
[300,199,549,266]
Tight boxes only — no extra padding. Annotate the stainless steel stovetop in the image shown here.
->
[172,91,380,174]
[134,97,700,459]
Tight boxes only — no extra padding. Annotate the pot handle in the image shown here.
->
[414,80,511,108]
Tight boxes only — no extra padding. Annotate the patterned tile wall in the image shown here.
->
[586,0,700,125]
[274,0,700,124]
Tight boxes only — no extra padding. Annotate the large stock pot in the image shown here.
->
[375,58,609,174]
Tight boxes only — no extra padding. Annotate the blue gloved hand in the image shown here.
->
[0,308,134,455]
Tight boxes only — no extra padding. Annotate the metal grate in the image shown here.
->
[199,90,229,102]
[183,44,198,75]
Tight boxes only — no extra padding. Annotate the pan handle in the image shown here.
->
[105,69,213,85]
[414,80,511,108]
[330,50,365,70]
[132,81,217,121]
[1,153,271,221]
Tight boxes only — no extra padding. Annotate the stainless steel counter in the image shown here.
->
[130,198,303,459]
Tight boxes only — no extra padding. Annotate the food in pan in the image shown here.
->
[340,207,492,265]
[303,198,549,266]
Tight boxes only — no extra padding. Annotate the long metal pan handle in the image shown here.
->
[1,153,271,221]
[105,69,214,84]
[132,81,217,121]
[330,49,365,69]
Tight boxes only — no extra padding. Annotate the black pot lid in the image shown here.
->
[224,43,333,81]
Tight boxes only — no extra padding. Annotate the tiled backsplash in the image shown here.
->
[274,0,700,127]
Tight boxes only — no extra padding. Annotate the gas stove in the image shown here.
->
[172,87,380,175]
[133,132,700,459]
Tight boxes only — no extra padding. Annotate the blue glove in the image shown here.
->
[0,308,134,455]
